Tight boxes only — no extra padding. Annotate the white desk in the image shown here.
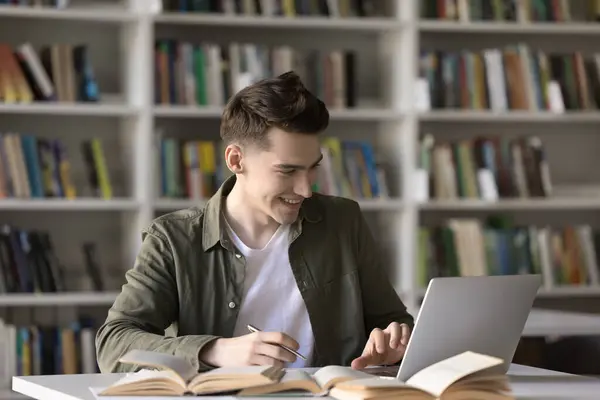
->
[11,364,600,400]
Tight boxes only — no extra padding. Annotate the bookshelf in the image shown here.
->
[0,0,600,396]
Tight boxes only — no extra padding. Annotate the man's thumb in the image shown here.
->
[351,355,369,370]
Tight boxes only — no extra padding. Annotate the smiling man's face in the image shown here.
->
[235,127,322,225]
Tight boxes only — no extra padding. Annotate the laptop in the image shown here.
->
[396,274,542,381]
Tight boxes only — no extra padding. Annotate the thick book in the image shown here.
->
[239,351,513,399]
[96,350,284,396]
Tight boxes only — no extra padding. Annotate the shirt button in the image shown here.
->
[228,301,236,309]
[235,253,242,259]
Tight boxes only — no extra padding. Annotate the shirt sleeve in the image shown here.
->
[95,227,219,373]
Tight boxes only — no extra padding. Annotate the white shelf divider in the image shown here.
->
[153,12,404,31]
[417,110,600,123]
[418,20,600,34]
[0,100,139,117]
[0,4,137,22]
[418,198,600,211]
[0,292,119,307]
[0,198,140,211]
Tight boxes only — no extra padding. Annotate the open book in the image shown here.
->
[240,351,513,399]
[96,350,284,396]
[328,351,513,400]
[238,366,373,396]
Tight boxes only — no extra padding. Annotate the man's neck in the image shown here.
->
[224,180,281,249]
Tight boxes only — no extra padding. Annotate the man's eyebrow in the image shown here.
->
[274,154,323,170]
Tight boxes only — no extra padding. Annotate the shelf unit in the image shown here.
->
[0,0,598,309]
[415,2,600,312]
[1,1,600,395]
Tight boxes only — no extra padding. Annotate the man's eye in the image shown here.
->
[280,170,295,175]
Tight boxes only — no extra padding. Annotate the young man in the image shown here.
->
[96,71,414,373]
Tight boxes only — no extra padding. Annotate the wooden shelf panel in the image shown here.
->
[153,13,403,31]
[0,292,119,306]
[0,100,138,117]
[0,4,136,22]
[0,199,140,211]
[417,111,600,123]
[419,198,600,211]
[419,20,600,34]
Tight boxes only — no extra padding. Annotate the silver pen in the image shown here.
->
[247,324,307,360]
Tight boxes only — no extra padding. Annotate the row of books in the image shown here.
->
[315,137,388,199]
[418,134,552,201]
[417,217,600,291]
[160,0,379,17]
[158,136,389,200]
[158,138,231,200]
[421,0,600,22]
[0,319,97,388]
[0,225,65,293]
[0,42,99,104]
[419,45,600,112]
[0,133,112,200]
[0,224,106,294]
[0,0,69,7]
[154,40,357,109]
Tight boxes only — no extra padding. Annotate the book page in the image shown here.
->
[90,387,184,400]
[333,376,410,390]
[118,350,197,383]
[189,365,283,389]
[237,370,323,396]
[97,369,188,396]
[406,351,504,397]
[312,366,373,390]
[283,370,314,383]
[194,365,279,380]
[104,369,185,387]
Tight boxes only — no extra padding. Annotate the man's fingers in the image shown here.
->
[255,342,297,363]
[400,324,411,346]
[370,328,386,353]
[388,323,402,349]
[257,331,299,350]
[351,355,369,370]
[352,349,385,369]
[249,353,284,368]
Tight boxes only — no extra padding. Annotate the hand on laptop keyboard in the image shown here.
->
[350,322,411,370]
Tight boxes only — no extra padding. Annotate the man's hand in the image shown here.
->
[199,331,299,368]
[351,322,411,369]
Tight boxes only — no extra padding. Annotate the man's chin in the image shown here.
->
[273,208,301,225]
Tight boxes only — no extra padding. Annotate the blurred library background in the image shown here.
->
[2,0,600,397]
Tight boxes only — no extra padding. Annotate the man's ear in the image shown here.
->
[224,144,244,174]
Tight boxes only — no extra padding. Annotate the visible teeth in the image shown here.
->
[281,198,301,205]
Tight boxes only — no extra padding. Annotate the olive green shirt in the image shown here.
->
[95,176,414,373]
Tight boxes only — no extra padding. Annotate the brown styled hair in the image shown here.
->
[220,71,329,149]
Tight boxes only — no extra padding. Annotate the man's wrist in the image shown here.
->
[198,337,223,368]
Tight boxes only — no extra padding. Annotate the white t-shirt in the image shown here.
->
[226,218,314,368]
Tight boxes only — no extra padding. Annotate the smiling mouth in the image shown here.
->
[280,197,302,206]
